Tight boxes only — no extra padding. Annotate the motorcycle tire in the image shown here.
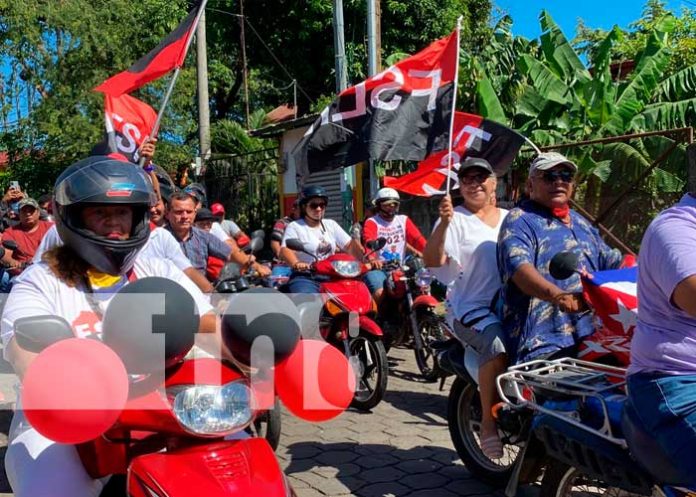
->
[539,461,625,497]
[447,377,521,486]
[349,333,389,412]
[414,313,448,382]
[248,397,283,451]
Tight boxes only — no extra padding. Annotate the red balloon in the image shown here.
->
[22,338,129,444]
[275,339,356,422]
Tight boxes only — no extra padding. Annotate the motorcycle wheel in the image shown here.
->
[349,333,389,411]
[413,313,448,382]
[540,461,633,497]
[447,377,522,486]
[247,397,282,451]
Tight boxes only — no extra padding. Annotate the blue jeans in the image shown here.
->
[287,274,321,294]
[627,372,696,481]
[363,269,387,294]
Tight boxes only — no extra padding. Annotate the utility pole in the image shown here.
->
[333,0,352,229]
[240,0,251,128]
[367,0,382,199]
[332,0,348,93]
[196,10,211,161]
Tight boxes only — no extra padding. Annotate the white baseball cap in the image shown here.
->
[529,152,578,175]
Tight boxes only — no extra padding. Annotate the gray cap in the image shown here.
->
[17,197,39,210]
[529,152,578,174]
[457,157,494,177]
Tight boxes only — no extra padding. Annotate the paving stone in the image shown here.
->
[401,472,450,490]
[396,458,443,474]
[445,477,496,495]
[360,466,407,483]
[353,453,400,469]
[315,450,359,465]
[403,490,460,497]
[390,447,434,460]
[357,481,410,497]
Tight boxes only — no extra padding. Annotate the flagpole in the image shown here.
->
[445,16,463,196]
[147,0,209,141]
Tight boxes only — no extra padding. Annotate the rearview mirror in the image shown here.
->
[549,251,580,281]
[14,315,74,353]
[366,237,387,251]
[285,238,306,252]
[2,240,19,252]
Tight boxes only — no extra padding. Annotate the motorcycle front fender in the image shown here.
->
[127,438,292,497]
[358,315,383,337]
[412,294,439,310]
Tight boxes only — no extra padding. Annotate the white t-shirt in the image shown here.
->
[281,218,351,264]
[33,225,192,271]
[219,219,241,238]
[430,206,508,328]
[1,256,213,351]
[210,222,232,242]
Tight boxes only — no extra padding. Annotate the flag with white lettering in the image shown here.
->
[294,31,459,176]
[91,93,157,163]
[383,112,525,196]
[578,267,638,366]
[94,5,200,96]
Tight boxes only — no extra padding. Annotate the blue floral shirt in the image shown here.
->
[498,200,622,363]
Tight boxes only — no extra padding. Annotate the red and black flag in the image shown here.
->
[384,112,525,196]
[294,31,459,176]
[91,93,157,163]
[94,5,201,96]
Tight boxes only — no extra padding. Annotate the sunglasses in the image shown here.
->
[539,170,575,183]
[308,202,326,210]
[459,172,491,185]
[381,201,399,208]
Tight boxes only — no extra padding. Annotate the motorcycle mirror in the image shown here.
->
[2,239,19,252]
[549,251,581,281]
[218,262,242,282]
[0,247,5,259]
[248,236,264,254]
[14,315,75,353]
[285,238,306,253]
[221,287,301,369]
[102,277,197,374]
[250,229,265,241]
[366,237,387,250]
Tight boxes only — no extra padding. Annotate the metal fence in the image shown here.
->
[203,147,280,232]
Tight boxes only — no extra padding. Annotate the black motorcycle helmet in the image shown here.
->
[152,164,176,204]
[298,185,329,218]
[53,155,156,275]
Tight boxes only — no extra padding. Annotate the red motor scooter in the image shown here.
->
[15,278,299,497]
[285,238,389,411]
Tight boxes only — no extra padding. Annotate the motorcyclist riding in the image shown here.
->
[362,187,427,305]
[280,185,363,293]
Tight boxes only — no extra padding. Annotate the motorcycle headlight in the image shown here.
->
[331,260,361,278]
[170,381,253,436]
[415,268,433,287]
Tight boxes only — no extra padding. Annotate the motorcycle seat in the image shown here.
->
[621,399,692,486]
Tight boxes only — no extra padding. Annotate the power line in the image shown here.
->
[205,6,313,103]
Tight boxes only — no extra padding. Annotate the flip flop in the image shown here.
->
[481,433,504,459]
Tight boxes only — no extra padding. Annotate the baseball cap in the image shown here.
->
[210,203,225,216]
[195,208,216,222]
[18,198,39,211]
[529,152,578,174]
[457,157,494,177]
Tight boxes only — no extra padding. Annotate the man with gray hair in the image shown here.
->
[497,152,623,363]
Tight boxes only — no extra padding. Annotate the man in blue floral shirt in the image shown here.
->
[498,152,622,363]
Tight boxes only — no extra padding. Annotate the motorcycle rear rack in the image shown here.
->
[496,358,628,447]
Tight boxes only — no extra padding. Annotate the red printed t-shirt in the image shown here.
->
[362,214,426,263]
[2,220,53,263]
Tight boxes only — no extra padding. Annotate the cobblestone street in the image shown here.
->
[277,347,509,497]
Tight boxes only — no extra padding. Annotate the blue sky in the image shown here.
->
[493,0,694,40]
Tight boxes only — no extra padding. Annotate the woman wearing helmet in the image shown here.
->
[280,185,364,293]
[362,187,427,304]
[1,156,217,497]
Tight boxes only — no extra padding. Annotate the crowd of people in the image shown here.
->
[0,139,694,493]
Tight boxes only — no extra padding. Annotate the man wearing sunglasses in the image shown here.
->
[362,187,427,304]
[498,152,622,364]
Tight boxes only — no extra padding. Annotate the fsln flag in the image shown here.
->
[91,94,157,163]
[94,6,200,96]
[578,267,638,365]
[383,112,525,196]
[294,31,459,176]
